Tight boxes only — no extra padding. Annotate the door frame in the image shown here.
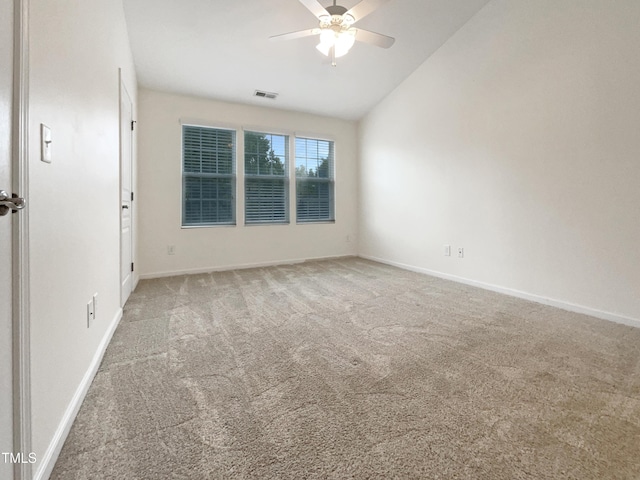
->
[12,0,32,479]
[119,72,134,307]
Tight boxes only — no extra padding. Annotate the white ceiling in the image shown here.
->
[123,0,490,120]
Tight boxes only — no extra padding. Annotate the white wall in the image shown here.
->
[359,0,640,323]
[137,89,358,277]
[28,0,137,477]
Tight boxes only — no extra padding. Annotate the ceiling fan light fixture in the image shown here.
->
[342,14,356,26]
[271,0,395,65]
[319,28,335,45]
[316,41,331,56]
[316,28,355,58]
[316,29,334,55]
[334,29,356,57]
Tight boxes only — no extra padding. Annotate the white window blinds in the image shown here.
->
[295,137,335,223]
[182,125,236,226]
[244,131,289,224]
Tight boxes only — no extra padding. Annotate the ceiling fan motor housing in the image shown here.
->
[320,4,355,29]
[326,5,348,16]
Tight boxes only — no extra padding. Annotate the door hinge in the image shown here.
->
[131,120,136,131]
[131,192,134,201]
[131,262,134,272]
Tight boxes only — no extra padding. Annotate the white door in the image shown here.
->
[120,80,133,306]
[1,0,14,478]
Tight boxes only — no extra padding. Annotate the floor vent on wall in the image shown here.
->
[254,90,278,100]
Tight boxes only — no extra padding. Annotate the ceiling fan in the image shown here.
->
[270,0,395,66]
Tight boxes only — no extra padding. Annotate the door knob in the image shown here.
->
[0,190,26,216]
[122,205,129,209]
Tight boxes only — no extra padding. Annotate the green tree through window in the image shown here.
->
[296,137,334,222]
[244,131,289,224]
[182,127,335,227]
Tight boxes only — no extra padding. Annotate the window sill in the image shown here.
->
[181,223,236,229]
[296,220,336,225]
[244,222,290,227]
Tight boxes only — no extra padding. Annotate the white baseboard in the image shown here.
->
[359,254,640,329]
[34,308,123,480]
[139,254,355,280]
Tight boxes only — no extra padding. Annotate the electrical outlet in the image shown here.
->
[458,247,464,258]
[87,300,94,328]
[444,245,451,256]
[167,245,176,255]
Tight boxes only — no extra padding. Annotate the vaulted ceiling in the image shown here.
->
[123,0,490,120]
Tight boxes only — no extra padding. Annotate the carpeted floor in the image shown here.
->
[51,257,640,479]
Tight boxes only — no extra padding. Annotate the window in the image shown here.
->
[181,126,337,227]
[182,125,235,226]
[244,131,289,224]
[295,137,335,223]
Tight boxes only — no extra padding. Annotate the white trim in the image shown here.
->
[119,71,135,307]
[359,254,640,329]
[33,309,123,480]
[12,0,31,478]
[236,129,244,227]
[294,131,336,142]
[139,254,354,280]
[180,223,237,229]
[288,134,296,222]
[179,117,238,131]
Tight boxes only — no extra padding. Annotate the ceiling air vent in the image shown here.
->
[254,90,278,100]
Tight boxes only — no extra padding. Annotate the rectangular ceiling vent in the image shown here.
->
[254,90,278,100]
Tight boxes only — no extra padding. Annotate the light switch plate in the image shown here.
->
[87,300,94,328]
[93,293,98,319]
[41,123,52,163]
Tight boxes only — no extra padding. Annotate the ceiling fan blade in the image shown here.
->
[269,28,321,42]
[298,0,329,19]
[355,28,395,48]
[345,0,390,23]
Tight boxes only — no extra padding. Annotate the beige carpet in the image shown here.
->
[51,257,640,479]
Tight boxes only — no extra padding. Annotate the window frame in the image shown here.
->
[294,135,336,224]
[179,123,337,228]
[181,123,237,228]
[243,129,290,225]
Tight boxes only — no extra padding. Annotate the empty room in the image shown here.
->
[2,0,639,479]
